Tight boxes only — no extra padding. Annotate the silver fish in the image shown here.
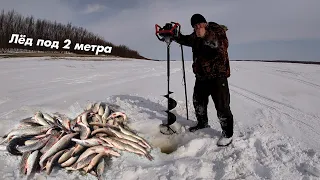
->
[71,137,110,147]
[39,132,78,168]
[118,126,152,150]
[113,137,153,160]
[3,125,52,144]
[17,135,51,153]
[69,153,97,170]
[45,149,65,175]
[101,105,111,124]
[26,150,39,176]
[85,153,106,173]
[70,144,85,157]
[34,112,50,126]
[42,113,55,123]
[60,155,79,167]
[19,152,31,176]
[98,105,104,116]
[77,122,91,140]
[58,147,75,164]
[91,128,114,137]
[96,157,106,179]
[92,102,101,113]
[40,133,60,154]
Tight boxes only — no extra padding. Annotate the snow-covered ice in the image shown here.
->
[0,57,319,179]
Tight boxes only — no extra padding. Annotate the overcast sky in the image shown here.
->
[1,0,320,61]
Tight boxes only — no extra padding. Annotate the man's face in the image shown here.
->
[194,23,206,38]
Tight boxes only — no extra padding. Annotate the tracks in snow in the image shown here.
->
[230,83,320,150]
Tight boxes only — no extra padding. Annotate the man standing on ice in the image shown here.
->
[173,13,233,146]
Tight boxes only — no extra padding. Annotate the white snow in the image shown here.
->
[0,57,319,180]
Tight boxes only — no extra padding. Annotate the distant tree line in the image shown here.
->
[0,9,145,59]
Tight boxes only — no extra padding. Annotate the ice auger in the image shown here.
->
[155,22,189,135]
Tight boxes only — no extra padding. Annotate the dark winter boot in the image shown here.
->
[188,123,210,132]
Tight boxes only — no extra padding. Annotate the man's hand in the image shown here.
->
[170,28,181,43]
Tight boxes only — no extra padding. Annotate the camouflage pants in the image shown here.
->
[193,77,234,137]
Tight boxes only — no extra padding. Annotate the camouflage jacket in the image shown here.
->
[174,22,230,80]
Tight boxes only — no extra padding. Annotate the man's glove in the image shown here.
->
[171,31,179,41]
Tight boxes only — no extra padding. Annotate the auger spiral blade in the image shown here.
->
[165,110,177,126]
[160,92,178,135]
[159,123,176,135]
[165,97,177,110]
[163,91,173,97]
[159,110,177,135]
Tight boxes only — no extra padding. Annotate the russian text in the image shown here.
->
[8,33,112,55]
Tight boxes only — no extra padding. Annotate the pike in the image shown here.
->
[19,117,36,124]
[76,110,91,127]
[91,146,121,157]
[23,134,51,146]
[45,149,65,175]
[96,157,106,180]
[71,137,111,147]
[77,122,91,140]
[89,170,98,177]
[99,137,125,151]
[109,112,127,121]
[101,137,152,161]
[86,102,94,111]
[26,150,39,176]
[101,104,111,124]
[92,102,101,113]
[108,128,148,149]
[17,135,51,153]
[118,126,152,150]
[42,113,55,123]
[94,114,103,124]
[1,125,52,144]
[40,133,60,154]
[67,153,97,171]
[89,122,119,129]
[85,153,106,173]
[60,155,79,167]
[98,105,104,116]
[17,121,41,128]
[39,132,78,167]
[112,137,153,159]
[77,146,100,162]
[58,147,75,164]
[19,152,31,176]
[91,128,115,137]
[34,111,50,126]
[107,119,114,126]
[81,111,90,127]
[70,144,85,156]
[77,146,120,162]
[24,139,39,146]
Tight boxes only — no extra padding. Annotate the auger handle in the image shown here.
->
[155,22,181,41]
[155,24,163,41]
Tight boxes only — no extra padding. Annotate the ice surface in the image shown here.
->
[0,57,319,179]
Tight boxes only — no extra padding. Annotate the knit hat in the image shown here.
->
[191,13,207,27]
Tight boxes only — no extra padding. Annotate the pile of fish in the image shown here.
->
[0,102,153,179]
